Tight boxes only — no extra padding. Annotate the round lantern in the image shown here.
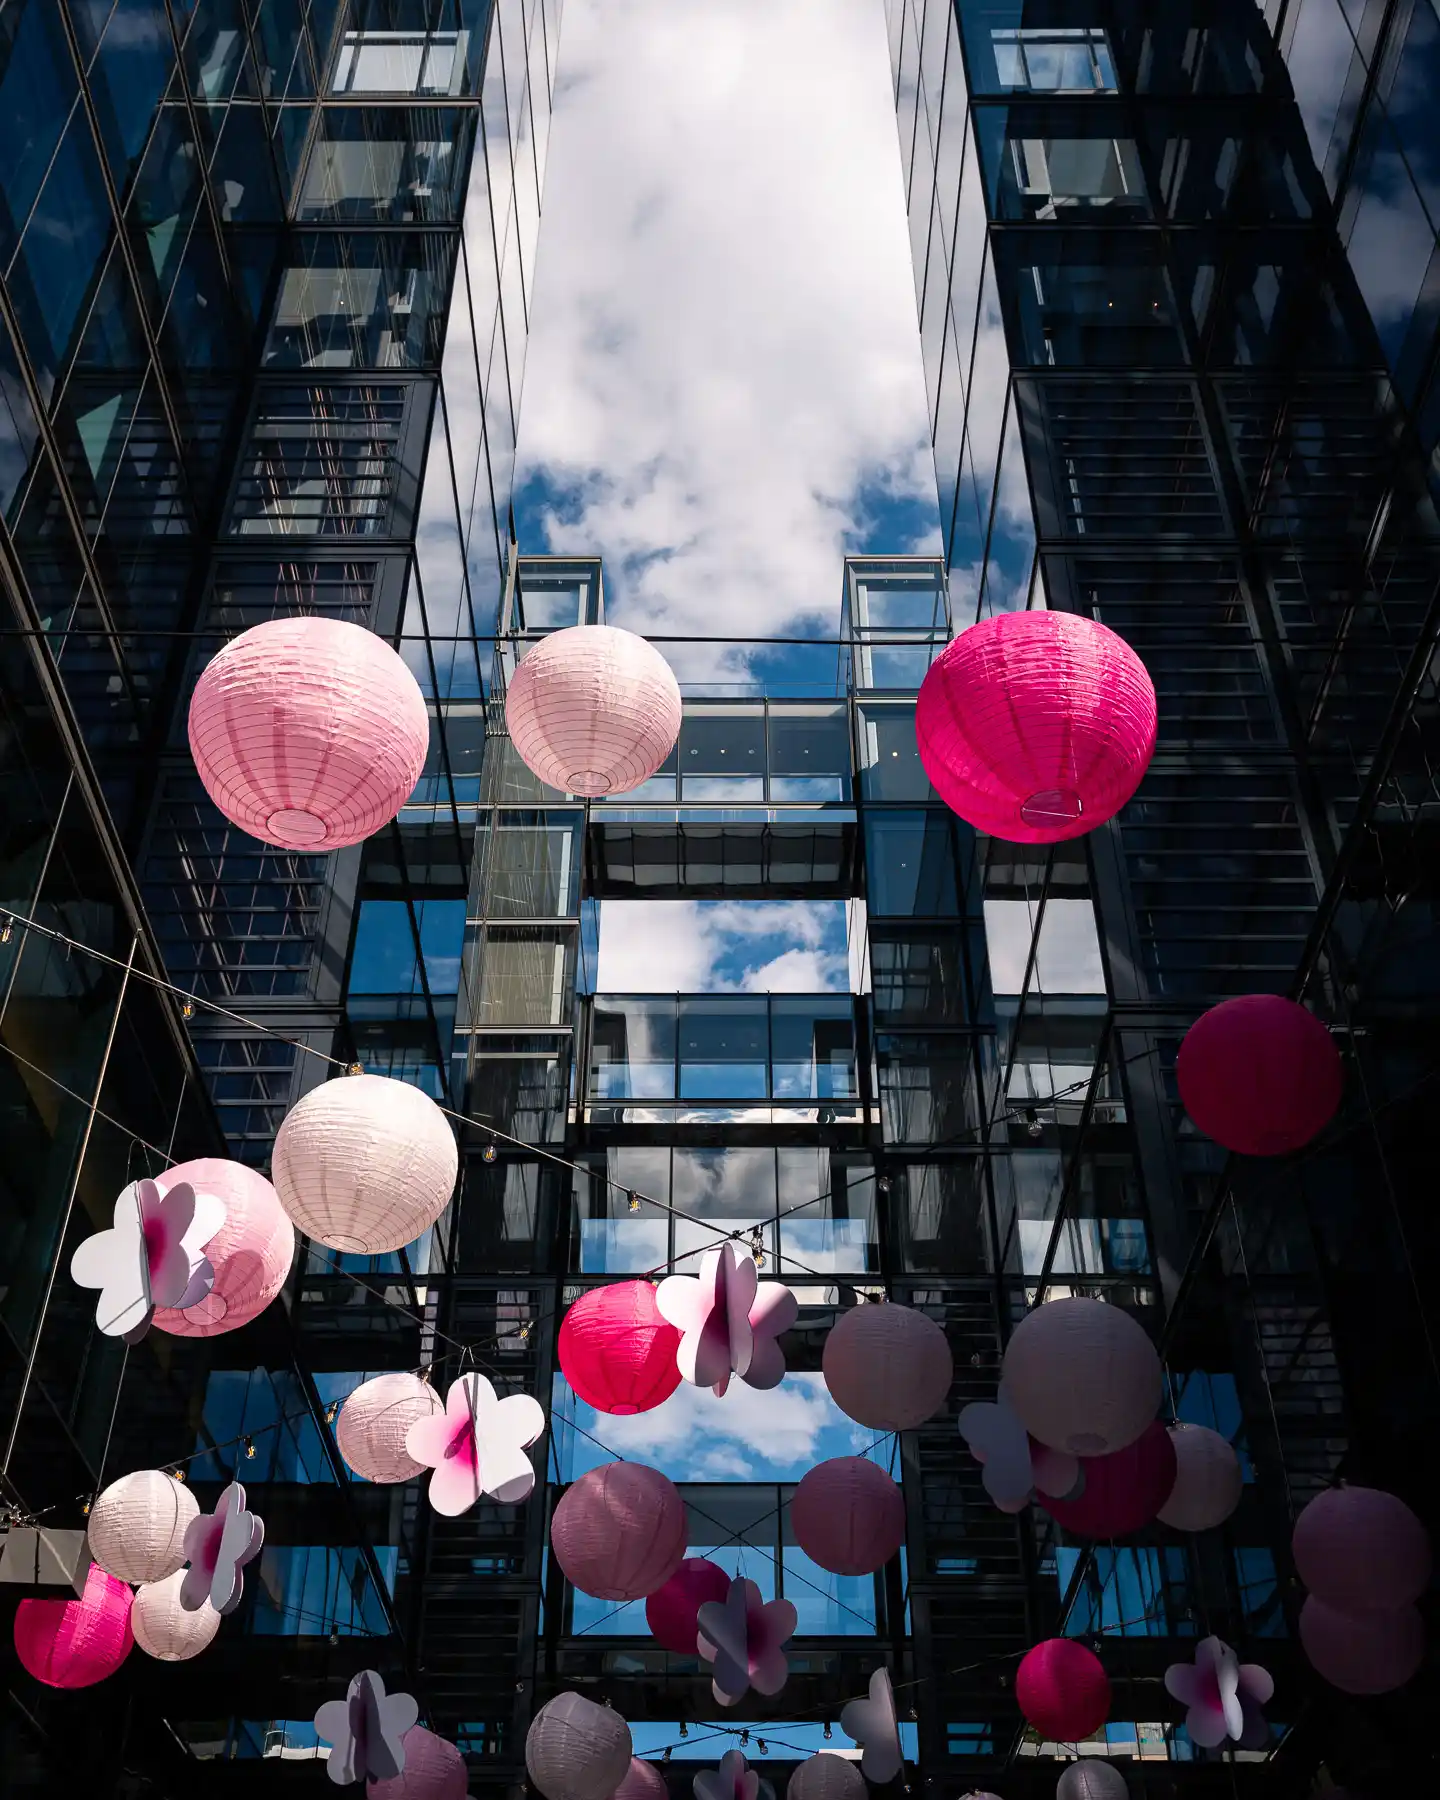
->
[131,1571,221,1662]
[151,1158,295,1336]
[505,625,682,798]
[337,1372,443,1483]
[1039,1421,1177,1540]
[368,1727,469,1800]
[1000,1297,1161,1457]
[551,1462,687,1600]
[1015,1639,1111,1743]
[823,1302,953,1432]
[188,616,429,850]
[1176,996,1343,1158]
[86,1468,199,1584]
[14,1565,134,1689]
[1057,1763,1129,1800]
[786,1756,867,1800]
[645,1556,732,1652]
[1156,1425,1243,1533]
[560,1282,683,1416]
[272,1073,458,1255]
[1299,1595,1425,1695]
[790,1458,906,1576]
[525,1691,633,1800]
[915,610,1156,844]
[614,1761,670,1800]
[1291,1484,1432,1613]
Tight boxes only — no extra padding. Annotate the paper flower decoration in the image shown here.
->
[404,1372,546,1514]
[696,1575,797,1706]
[314,1669,420,1786]
[180,1481,264,1615]
[656,1241,798,1397]
[70,1179,225,1341]
[840,1667,903,1785]
[958,1392,1081,1513]
[695,1750,776,1800]
[1163,1636,1272,1750]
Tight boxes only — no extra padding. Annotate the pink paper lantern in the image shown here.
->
[559,1282,683,1416]
[131,1571,221,1662]
[337,1372,443,1483]
[645,1556,732,1652]
[822,1302,953,1431]
[150,1158,295,1337]
[1016,1639,1111,1742]
[1177,996,1343,1157]
[367,1727,469,1800]
[14,1565,134,1689]
[505,624,683,797]
[1291,1485,1432,1613]
[790,1458,906,1576]
[1156,1425,1243,1533]
[614,1760,669,1800]
[1000,1297,1161,1457]
[1039,1420,1178,1539]
[551,1462,687,1600]
[788,1758,867,1800]
[915,611,1156,844]
[1299,1595,1425,1695]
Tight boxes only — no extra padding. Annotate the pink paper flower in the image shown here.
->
[841,1667,904,1785]
[958,1392,1081,1513]
[180,1480,264,1615]
[404,1373,546,1514]
[657,1242,798,1398]
[70,1179,225,1342]
[1164,1636,1273,1749]
[693,1749,776,1800]
[696,1575,797,1706]
[314,1669,419,1786]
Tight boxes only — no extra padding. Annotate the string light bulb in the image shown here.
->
[739,1730,749,1746]
[823,1723,832,1740]
[662,1748,672,1764]
[1024,1107,1042,1139]
[325,1402,338,1425]
[627,1190,640,1214]
[0,919,11,944]
[482,1138,498,1164]
[181,998,194,1020]
[243,1436,256,1460]
[679,1723,688,1739]
[347,1061,364,1076]
[81,1497,92,1516]
[170,1468,186,1483]
[756,1740,768,1756]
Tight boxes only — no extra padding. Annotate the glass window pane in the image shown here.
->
[865,812,960,916]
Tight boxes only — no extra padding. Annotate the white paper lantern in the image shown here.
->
[505,625,682,797]
[1156,1424,1243,1533]
[526,1692,633,1800]
[272,1074,458,1255]
[1057,1763,1128,1800]
[337,1373,443,1483]
[786,1755,867,1800]
[87,1470,199,1585]
[131,1570,221,1662]
[1000,1297,1161,1456]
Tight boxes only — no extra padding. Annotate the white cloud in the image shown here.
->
[597,899,850,992]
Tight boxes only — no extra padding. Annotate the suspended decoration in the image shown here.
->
[694,1749,776,1800]
[525,1691,633,1800]
[314,1669,420,1787]
[150,1159,295,1337]
[1000,1296,1161,1457]
[404,1373,546,1513]
[367,1727,469,1800]
[271,1073,459,1256]
[1299,1595,1425,1696]
[645,1556,732,1653]
[1056,1763,1129,1800]
[1038,1420,1178,1540]
[13,1565,134,1689]
[180,1480,263,1615]
[657,1242,798,1397]
[505,624,683,797]
[822,1300,953,1432]
[696,1574,797,1707]
[1176,995,1343,1158]
[1291,1484,1432,1613]
[131,1571,221,1663]
[789,1457,906,1576]
[1163,1637,1272,1750]
[614,1760,670,1800]
[958,1392,1081,1514]
[1015,1639,1111,1743]
[70,1177,224,1342]
[785,1756,867,1800]
[559,1281,683,1415]
[188,615,430,850]
[336,1372,444,1484]
[1155,1424,1243,1534]
[914,609,1156,844]
[86,1468,199,1585]
[550,1462,687,1601]
[839,1666,904,1785]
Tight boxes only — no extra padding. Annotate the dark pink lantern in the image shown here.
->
[645,1557,732,1652]
[1177,996,1343,1157]
[915,610,1156,844]
[14,1565,134,1689]
[367,1727,469,1800]
[1040,1420,1178,1539]
[1291,1484,1432,1613]
[790,1457,907,1576]
[1016,1638,1111,1742]
[1300,1595,1425,1695]
[559,1281,683,1416]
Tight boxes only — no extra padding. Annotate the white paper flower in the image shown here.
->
[1164,1636,1273,1749]
[840,1667,903,1785]
[70,1178,225,1342]
[694,1749,775,1800]
[314,1669,419,1785]
[180,1480,264,1615]
[404,1373,546,1514]
[696,1574,797,1706]
[958,1392,1081,1513]
[657,1241,798,1397]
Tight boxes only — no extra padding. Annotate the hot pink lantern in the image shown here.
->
[150,1158,294,1337]
[14,1565,134,1689]
[505,624,683,797]
[1291,1484,1432,1613]
[1176,996,1343,1157]
[1157,1424,1244,1533]
[822,1302,953,1432]
[1000,1296,1161,1457]
[1040,1420,1178,1539]
[551,1462,687,1600]
[559,1282,683,1416]
[790,1458,906,1576]
[1299,1595,1425,1695]
[367,1727,469,1800]
[337,1372,443,1483]
[645,1556,732,1652]
[1015,1639,1111,1743]
[613,1760,669,1800]
[915,610,1156,844]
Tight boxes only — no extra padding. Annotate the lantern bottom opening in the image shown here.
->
[266,807,330,847]
[1020,787,1083,827]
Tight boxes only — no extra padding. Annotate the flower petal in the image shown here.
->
[750,1282,798,1338]
[404,1410,454,1469]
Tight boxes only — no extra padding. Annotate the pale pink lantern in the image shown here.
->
[1040,1420,1178,1539]
[86,1469,199,1584]
[150,1158,295,1336]
[822,1302,953,1431]
[1156,1425,1243,1533]
[787,1760,867,1800]
[1015,1638,1111,1742]
[550,1462,687,1600]
[1000,1296,1161,1457]
[131,1571,221,1663]
[526,1692,633,1800]
[14,1565,134,1689]
[915,611,1157,843]
[645,1556,732,1652]
[368,1727,469,1800]
[337,1372,443,1483]
[1291,1484,1432,1613]
[790,1457,906,1576]
[1177,995,1344,1157]
[559,1282,683,1416]
[1299,1595,1425,1695]
[613,1760,669,1800]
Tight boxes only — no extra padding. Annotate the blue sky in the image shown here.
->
[596,899,856,994]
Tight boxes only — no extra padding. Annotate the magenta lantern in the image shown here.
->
[822,1302,953,1431]
[614,1761,670,1800]
[1299,1595,1425,1695]
[1001,1296,1161,1457]
[1040,1420,1178,1539]
[14,1565,134,1689]
[149,1158,295,1337]
[1015,1639,1111,1743]
[559,1282,683,1416]
[1291,1485,1432,1613]
[790,1457,906,1576]
[645,1557,732,1652]
[367,1727,469,1800]
[915,611,1156,844]
[551,1462,687,1600]
[1176,996,1343,1157]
